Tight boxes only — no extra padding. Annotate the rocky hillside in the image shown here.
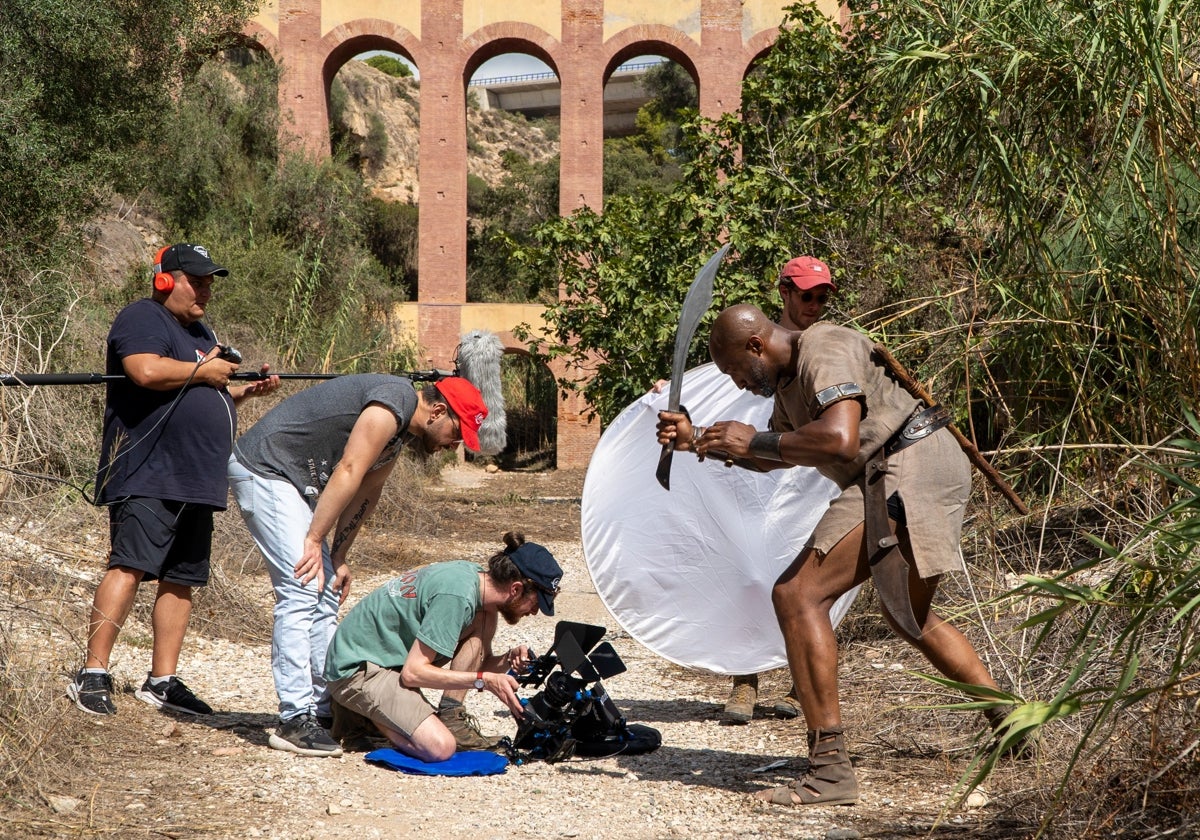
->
[334,60,559,203]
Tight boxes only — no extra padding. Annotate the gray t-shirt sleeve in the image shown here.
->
[235,374,418,497]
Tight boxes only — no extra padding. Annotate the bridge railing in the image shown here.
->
[468,59,662,88]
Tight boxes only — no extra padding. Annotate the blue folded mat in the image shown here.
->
[364,748,509,776]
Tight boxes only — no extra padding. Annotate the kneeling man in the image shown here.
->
[323,532,562,760]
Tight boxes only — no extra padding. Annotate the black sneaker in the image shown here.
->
[67,669,116,716]
[269,714,344,757]
[134,674,213,715]
[329,702,380,752]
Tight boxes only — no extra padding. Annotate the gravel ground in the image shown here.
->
[0,466,1026,839]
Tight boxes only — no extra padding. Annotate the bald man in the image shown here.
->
[657,304,1005,807]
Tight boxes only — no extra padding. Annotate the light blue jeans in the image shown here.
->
[227,454,337,722]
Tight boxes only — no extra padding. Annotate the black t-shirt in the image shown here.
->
[94,298,235,507]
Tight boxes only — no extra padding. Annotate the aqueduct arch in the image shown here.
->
[245,0,843,466]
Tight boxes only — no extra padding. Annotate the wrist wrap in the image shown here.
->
[749,431,783,461]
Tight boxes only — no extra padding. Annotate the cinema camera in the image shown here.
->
[501,621,661,764]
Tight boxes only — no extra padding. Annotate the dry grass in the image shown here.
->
[0,541,91,808]
[2,334,1197,837]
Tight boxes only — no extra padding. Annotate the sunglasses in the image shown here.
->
[525,578,561,598]
[444,412,462,442]
[781,286,829,305]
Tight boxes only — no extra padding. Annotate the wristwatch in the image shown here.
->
[473,671,485,691]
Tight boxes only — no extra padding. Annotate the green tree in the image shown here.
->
[140,51,415,375]
[363,54,413,78]
[633,61,698,162]
[0,0,256,268]
[517,4,917,424]
[365,197,420,298]
[467,151,560,302]
[519,2,1200,832]
[602,137,682,197]
[858,0,1200,483]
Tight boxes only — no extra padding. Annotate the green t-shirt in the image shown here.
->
[324,560,482,682]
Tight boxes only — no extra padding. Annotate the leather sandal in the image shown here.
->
[985,707,1037,760]
[756,727,859,807]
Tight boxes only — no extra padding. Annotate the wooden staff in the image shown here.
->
[873,343,1029,516]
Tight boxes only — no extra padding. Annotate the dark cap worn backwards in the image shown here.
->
[159,244,229,278]
[507,542,563,616]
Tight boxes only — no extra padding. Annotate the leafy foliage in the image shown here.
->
[629,61,698,165]
[859,0,1200,489]
[519,1,1200,833]
[364,54,413,78]
[364,197,420,298]
[0,0,256,267]
[516,5,923,424]
[994,412,1200,832]
[467,152,561,302]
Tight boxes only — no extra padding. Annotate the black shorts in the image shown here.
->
[107,498,214,587]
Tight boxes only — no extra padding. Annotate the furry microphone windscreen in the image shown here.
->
[455,330,507,455]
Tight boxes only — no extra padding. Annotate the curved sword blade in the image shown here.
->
[656,242,731,490]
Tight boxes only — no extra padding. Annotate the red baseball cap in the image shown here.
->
[435,377,487,452]
[780,256,837,291]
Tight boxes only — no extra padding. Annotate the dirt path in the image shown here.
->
[1,466,1031,839]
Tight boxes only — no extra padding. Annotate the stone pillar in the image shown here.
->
[277,0,330,156]
[559,0,605,216]
[699,0,746,119]
[553,0,605,468]
[416,0,469,368]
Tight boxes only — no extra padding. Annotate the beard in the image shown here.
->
[749,358,775,397]
[499,595,524,626]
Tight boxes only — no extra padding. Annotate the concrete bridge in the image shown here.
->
[244,0,844,466]
[471,61,659,135]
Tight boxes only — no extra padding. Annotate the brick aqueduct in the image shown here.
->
[244,0,841,466]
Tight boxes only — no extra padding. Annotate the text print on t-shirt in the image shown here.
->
[387,570,420,599]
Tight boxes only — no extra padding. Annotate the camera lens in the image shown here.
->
[528,672,574,722]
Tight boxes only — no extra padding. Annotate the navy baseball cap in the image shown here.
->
[507,542,563,615]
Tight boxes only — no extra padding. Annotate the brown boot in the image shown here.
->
[773,685,802,719]
[758,727,859,806]
[330,700,381,752]
[723,674,758,723]
[438,704,501,751]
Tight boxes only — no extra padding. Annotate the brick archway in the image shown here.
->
[246,0,838,466]
[602,27,701,83]
[462,24,563,81]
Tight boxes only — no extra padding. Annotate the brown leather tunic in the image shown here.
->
[769,323,969,577]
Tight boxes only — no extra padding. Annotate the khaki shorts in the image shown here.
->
[327,662,435,739]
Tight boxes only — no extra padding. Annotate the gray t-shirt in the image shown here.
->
[234,373,418,504]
